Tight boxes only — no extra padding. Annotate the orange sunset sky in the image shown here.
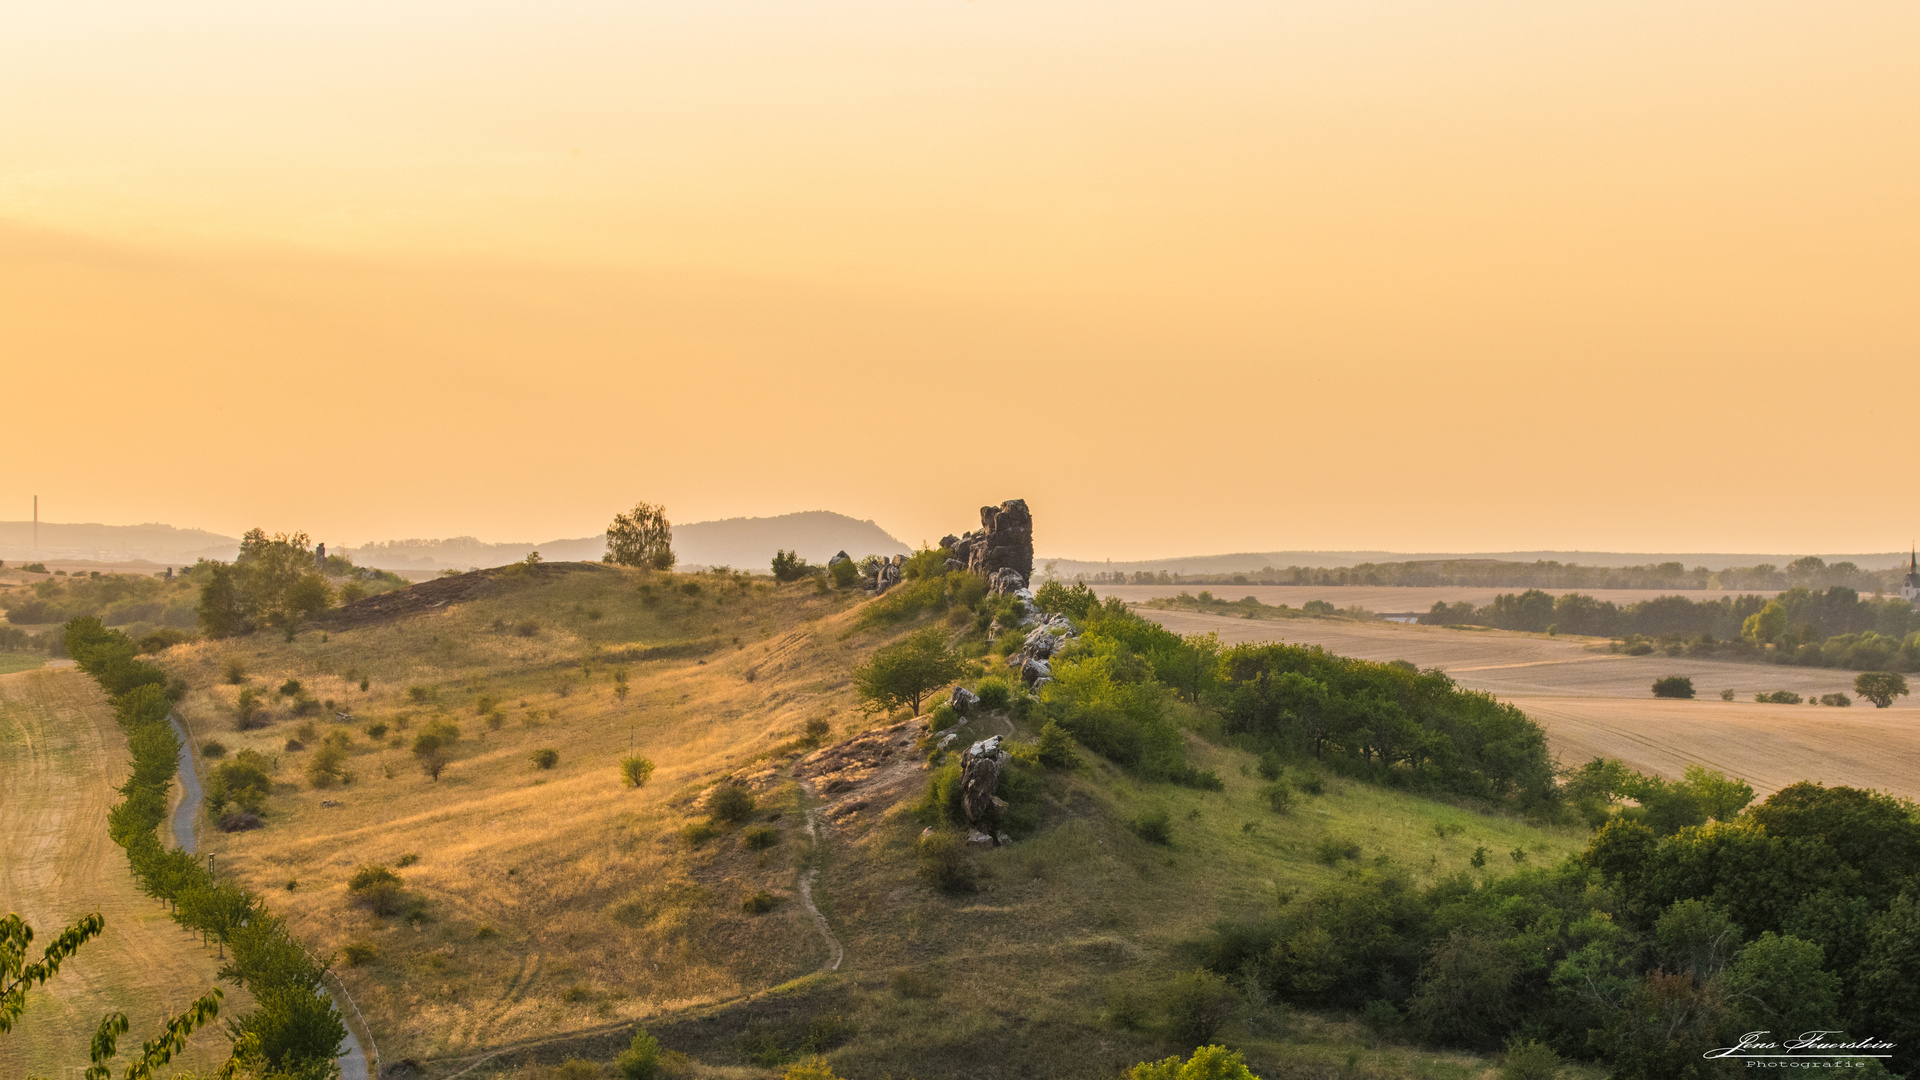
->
[4,2,1916,559]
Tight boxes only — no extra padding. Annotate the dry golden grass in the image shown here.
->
[0,667,246,1078]
[158,564,885,1063]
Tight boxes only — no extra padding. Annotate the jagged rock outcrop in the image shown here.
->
[827,550,851,568]
[862,553,903,593]
[988,567,1025,595]
[946,499,1033,587]
[960,735,1011,844]
[950,686,980,715]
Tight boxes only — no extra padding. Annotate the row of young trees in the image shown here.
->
[63,616,349,1078]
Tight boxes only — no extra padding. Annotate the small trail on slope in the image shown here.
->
[798,788,845,974]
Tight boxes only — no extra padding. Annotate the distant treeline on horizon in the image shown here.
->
[1072,555,1910,595]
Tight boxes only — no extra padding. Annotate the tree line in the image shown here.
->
[1422,586,1920,671]
[63,616,349,1078]
[1077,555,1909,594]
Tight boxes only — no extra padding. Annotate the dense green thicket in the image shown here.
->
[1421,586,1920,671]
[1024,595,1556,807]
[1201,779,1920,1078]
[64,617,347,1078]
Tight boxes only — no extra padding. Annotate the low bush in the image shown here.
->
[278,679,303,697]
[305,742,351,788]
[1261,780,1291,813]
[708,782,756,824]
[681,822,720,847]
[1036,720,1077,768]
[621,755,656,788]
[1756,689,1803,704]
[1255,750,1284,781]
[889,968,942,999]
[1819,692,1853,707]
[617,1028,662,1080]
[805,717,832,743]
[530,748,560,770]
[743,825,780,850]
[347,864,406,916]
[974,676,1014,713]
[1499,1039,1562,1080]
[364,721,388,739]
[741,890,778,914]
[1160,968,1240,1047]
[1130,807,1173,846]
[928,702,959,731]
[342,942,378,967]
[224,659,247,684]
[1314,835,1361,864]
[916,829,978,892]
[1128,1046,1258,1080]
[1651,675,1695,699]
[201,740,228,758]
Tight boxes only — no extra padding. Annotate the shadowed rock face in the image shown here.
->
[944,499,1033,588]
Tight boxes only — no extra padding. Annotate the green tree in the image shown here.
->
[1742,601,1788,646]
[852,628,964,716]
[1722,932,1839,1035]
[1854,670,1909,709]
[771,549,809,582]
[195,564,251,638]
[605,502,675,571]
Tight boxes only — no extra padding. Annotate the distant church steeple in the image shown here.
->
[1903,545,1920,607]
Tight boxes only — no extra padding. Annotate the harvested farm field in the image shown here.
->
[0,667,244,1079]
[1127,605,1920,800]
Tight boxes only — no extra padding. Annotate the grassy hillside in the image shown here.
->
[152,562,1592,1079]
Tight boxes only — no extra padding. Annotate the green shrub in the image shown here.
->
[889,968,942,999]
[201,740,228,759]
[1036,720,1077,768]
[1103,981,1153,1031]
[347,865,405,916]
[1499,1038,1562,1080]
[341,941,378,967]
[531,748,559,770]
[363,721,388,739]
[396,852,420,867]
[621,756,656,788]
[709,783,756,824]
[1470,845,1489,868]
[928,702,959,731]
[744,825,780,850]
[741,890,777,914]
[1294,769,1325,795]
[1160,968,1240,1047]
[974,676,1014,712]
[616,1029,662,1080]
[1819,692,1853,707]
[1131,807,1173,846]
[224,659,247,684]
[1651,675,1695,699]
[278,679,303,697]
[1260,780,1291,813]
[549,1059,599,1080]
[681,822,720,846]
[1255,750,1284,781]
[1314,835,1361,864]
[916,829,978,892]
[1756,689,1803,704]
[805,716,832,743]
[829,559,859,589]
[1128,1046,1258,1080]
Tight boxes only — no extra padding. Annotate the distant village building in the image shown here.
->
[1904,549,1920,607]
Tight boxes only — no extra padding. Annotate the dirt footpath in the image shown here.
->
[0,667,242,1078]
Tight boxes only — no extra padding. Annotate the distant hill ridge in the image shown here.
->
[0,511,907,571]
[1039,549,1913,576]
